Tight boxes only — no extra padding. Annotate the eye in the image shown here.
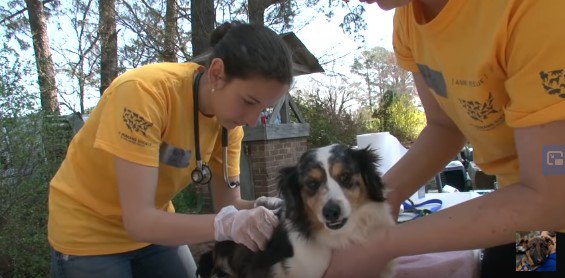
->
[305,180,320,191]
[243,98,254,105]
[339,172,352,185]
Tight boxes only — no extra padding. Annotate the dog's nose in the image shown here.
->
[323,201,341,222]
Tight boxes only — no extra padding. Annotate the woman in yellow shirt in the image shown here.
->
[49,21,290,278]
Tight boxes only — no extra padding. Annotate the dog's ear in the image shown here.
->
[351,146,386,202]
[278,166,299,215]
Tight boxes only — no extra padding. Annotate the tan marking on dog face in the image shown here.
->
[330,162,371,210]
[306,167,325,183]
[301,168,327,232]
[345,174,370,209]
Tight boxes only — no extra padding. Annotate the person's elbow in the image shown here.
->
[122,208,154,242]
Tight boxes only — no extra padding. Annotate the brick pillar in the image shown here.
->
[246,137,308,198]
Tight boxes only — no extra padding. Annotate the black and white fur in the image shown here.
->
[197,144,395,278]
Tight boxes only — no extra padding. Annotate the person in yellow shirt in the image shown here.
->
[326,0,565,277]
[48,21,291,278]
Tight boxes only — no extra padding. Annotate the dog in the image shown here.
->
[516,236,553,271]
[196,144,395,278]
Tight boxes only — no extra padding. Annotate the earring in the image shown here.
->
[211,88,215,93]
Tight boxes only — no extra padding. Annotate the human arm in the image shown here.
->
[116,157,278,251]
[325,106,565,277]
[325,114,565,277]
[386,119,565,254]
[116,157,215,245]
[208,172,284,212]
[206,127,283,212]
[383,72,467,217]
[323,71,466,277]
[208,171,254,211]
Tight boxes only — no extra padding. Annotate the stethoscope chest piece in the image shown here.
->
[191,163,211,185]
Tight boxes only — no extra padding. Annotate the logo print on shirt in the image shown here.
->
[417,64,447,98]
[459,92,499,122]
[540,69,565,98]
[123,107,153,136]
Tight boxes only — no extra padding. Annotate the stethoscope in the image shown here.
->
[190,71,240,189]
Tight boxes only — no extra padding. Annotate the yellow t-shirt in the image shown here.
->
[48,62,243,255]
[393,0,565,186]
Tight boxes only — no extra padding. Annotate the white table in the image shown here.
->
[398,191,482,222]
[393,192,484,278]
[421,191,482,209]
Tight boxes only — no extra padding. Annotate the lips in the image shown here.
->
[325,218,348,230]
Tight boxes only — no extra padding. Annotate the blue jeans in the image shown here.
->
[50,244,197,278]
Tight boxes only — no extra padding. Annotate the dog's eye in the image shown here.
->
[339,173,352,185]
[306,180,320,191]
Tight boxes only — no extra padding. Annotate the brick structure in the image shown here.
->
[245,136,308,198]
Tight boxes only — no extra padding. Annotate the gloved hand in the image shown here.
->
[254,196,284,213]
[214,205,279,252]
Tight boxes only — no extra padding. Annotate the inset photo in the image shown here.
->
[516,231,557,272]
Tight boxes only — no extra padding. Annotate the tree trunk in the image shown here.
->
[248,0,286,25]
[24,0,59,115]
[99,0,118,96]
[163,0,178,62]
[191,0,215,57]
[248,0,268,25]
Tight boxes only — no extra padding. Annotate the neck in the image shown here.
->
[195,72,214,117]
[417,0,448,22]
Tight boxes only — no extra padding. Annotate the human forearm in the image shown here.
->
[234,198,255,210]
[125,209,216,245]
[383,123,466,207]
[209,173,255,211]
[387,181,565,257]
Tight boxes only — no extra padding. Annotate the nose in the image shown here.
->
[244,109,263,128]
[322,201,341,222]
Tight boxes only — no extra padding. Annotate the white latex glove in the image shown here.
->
[214,205,279,252]
[254,196,284,213]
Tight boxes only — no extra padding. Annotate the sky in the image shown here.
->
[292,3,395,87]
[42,1,396,114]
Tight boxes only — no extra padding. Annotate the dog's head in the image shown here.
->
[279,144,389,243]
[526,236,553,266]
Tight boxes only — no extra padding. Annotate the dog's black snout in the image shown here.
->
[323,201,341,222]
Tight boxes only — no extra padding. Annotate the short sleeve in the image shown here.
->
[208,126,244,178]
[504,1,565,128]
[393,7,419,73]
[94,80,166,167]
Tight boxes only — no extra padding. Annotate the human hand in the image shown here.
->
[254,196,284,213]
[214,205,279,252]
[323,230,394,278]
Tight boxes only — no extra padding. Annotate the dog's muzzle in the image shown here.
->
[323,201,348,230]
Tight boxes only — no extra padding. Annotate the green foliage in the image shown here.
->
[172,184,205,214]
[0,115,56,278]
[373,91,426,143]
[293,88,370,147]
[293,86,425,148]
[0,50,61,277]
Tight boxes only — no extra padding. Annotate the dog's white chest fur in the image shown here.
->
[271,231,331,278]
[271,202,394,278]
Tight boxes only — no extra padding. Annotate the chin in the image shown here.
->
[376,0,412,10]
